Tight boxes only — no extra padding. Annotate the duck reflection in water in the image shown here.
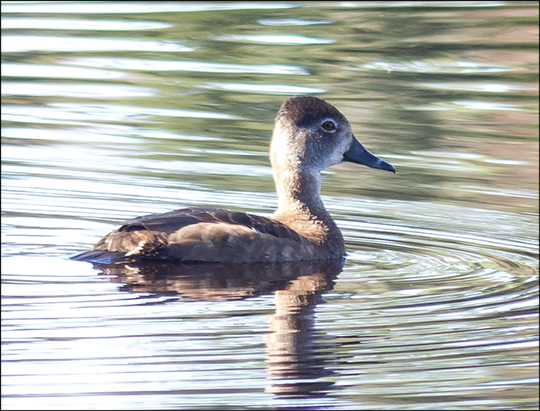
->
[97,259,343,397]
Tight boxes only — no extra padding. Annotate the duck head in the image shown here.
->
[270,96,395,175]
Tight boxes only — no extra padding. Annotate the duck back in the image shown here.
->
[71,207,326,264]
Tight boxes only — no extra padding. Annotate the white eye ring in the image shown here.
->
[320,119,337,133]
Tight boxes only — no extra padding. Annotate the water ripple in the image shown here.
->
[1,18,171,31]
[64,57,309,75]
[1,2,296,14]
[1,36,194,53]
[215,34,335,45]
[362,60,514,74]
[200,82,326,95]
[2,63,129,80]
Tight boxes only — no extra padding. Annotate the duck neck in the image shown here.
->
[274,168,324,214]
[272,168,343,249]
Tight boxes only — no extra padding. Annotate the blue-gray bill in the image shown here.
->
[343,136,396,173]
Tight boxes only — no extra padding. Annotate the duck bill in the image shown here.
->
[343,136,395,174]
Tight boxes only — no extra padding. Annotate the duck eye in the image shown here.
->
[321,120,336,132]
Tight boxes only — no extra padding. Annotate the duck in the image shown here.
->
[71,96,395,264]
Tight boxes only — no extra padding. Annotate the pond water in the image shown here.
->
[1,1,538,410]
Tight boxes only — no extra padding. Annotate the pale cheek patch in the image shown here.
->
[325,139,351,168]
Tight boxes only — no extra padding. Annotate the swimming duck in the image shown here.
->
[72,96,395,264]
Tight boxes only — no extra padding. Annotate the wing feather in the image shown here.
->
[72,207,305,263]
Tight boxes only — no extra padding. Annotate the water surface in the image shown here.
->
[2,1,538,410]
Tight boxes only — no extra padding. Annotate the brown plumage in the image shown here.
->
[71,96,395,264]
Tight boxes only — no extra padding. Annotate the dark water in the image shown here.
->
[2,2,538,410]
